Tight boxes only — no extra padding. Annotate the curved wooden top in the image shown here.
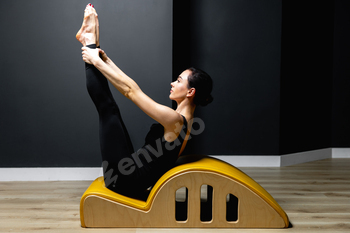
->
[80,155,289,227]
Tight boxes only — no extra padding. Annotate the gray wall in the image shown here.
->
[0,0,172,167]
[332,0,350,148]
[1,0,349,168]
[279,1,334,154]
[177,0,350,156]
[280,0,350,154]
[177,0,282,155]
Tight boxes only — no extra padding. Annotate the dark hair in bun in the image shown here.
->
[187,67,213,106]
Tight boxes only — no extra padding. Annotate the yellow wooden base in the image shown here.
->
[80,155,289,228]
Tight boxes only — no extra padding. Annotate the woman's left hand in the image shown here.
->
[81,47,100,64]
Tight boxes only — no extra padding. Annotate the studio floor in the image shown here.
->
[0,158,349,233]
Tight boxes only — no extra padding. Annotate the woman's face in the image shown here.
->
[169,69,192,101]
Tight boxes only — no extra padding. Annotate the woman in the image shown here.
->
[76,4,213,199]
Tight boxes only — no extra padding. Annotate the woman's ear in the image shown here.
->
[187,88,196,97]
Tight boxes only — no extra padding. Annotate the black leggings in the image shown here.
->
[85,44,142,197]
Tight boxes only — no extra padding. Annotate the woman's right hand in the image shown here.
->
[82,46,100,64]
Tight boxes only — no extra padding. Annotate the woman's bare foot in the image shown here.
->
[91,7,100,47]
[76,4,96,46]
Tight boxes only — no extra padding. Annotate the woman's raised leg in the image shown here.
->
[77,5,135,193]
[85,44,134,160]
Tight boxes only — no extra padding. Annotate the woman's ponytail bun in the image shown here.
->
[200,94,213,106]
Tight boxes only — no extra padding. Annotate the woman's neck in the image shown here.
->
[175,99,196,119]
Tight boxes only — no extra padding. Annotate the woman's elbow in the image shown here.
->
[124,87,132,99]
[124,86,140,101]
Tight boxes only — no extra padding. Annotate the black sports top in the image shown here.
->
[134,115,188,191]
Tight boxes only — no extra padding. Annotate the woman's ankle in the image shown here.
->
[86,44,97,49]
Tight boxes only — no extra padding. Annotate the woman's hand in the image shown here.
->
[81,47,101,65]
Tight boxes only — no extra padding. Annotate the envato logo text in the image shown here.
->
[103,117,205,187]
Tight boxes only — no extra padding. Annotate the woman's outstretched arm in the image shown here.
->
[82,47,139,97]
[81,47,183,132]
